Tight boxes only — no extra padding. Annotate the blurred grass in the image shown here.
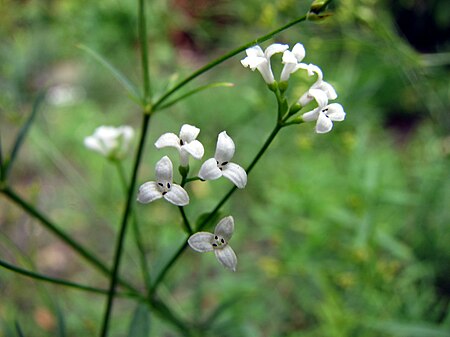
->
[1,0,449,336]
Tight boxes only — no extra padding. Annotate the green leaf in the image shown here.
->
[372,321,450,337]
[127,303,151,337]
[4,93,45,179]
[156,82,234,112]
[55,304,67,337]
[78,44,142,104]
[14,321,25,337]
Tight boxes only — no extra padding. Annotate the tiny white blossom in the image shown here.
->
[301,88,346,134]
[188,216,237,272]
[280,43,307,82]
[137,156,189,206]
[298,64,337,106]
[154,124,204,167]
[198,131,247,189]
[84,125,134,160]
[240,43,289,84]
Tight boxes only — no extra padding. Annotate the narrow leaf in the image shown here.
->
[156,82,234,112]
[14,321,25,337]
[127,303,151,337]
[372,321,450,337]
[55,303,67,337]
[5,93,45,178]
[77,44,141,103]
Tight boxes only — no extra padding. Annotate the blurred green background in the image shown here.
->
[0,0,449,336]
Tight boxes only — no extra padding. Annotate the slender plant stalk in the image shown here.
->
[0,258,111,295]
[99,112,151,337]
[178,206,193,234]
[115,161,152,292]
[139,0,151,106]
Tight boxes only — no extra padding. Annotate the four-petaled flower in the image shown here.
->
[240,44,289,84]
[198,131,247,189]
[155,124,204,167]
[301,89,346,134]
[137,156,189,206]
[84,125,134,160]
[188,216,237,272]
[280,43,307,82]
[298,64,337,107]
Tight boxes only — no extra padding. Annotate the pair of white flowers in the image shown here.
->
[136,124,247,207]
[241,42,346,134]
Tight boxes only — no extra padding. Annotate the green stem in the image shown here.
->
[139,0,151,106]
[150,123,284,293]
[114,160,152,292]
[99,113,151,337]
[0,258,112,296]
[178,206,193,234]
[152,15,308,110]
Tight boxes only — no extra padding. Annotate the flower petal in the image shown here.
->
[245,45,264,58]
[301,108,320,122]
[292,43,306,61]
[164,184,189,206]
[137,181,163,203]
[84,136,107,155]
[155,132,181,152]
[316,112,333,134]
[326,103,346,121]
[188,232,214,252]
[198,158,222,181]
[309,89,329,107]
[222,163,247,189]
[182,140,204,160]
[179,124,200,143]
[264,43,289,58]
[214,216,234,241]
[214,131,235,162]
[155,156,173,183]
[241,56,266,70]
[214,246,237,272]
[317,81,337,100]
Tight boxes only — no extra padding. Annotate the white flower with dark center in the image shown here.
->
[280,43,307,82]
[188,216,237,272]
[84,125,134,160]
[301,88,346,134]
[241,43,289,84]
[137,156,189,206]
[198,131,247,189]
[298,64,337,106]
[154,124,204,167]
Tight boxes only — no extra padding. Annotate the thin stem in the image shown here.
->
[152,15,308,110]
[114,160,152,292]
[99,113,151,337]
[178,206,193,234]
[150,123,284,293]
[139,0,151,106]
[0,258,111,296]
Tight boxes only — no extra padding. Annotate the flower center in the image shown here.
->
[216,160,229,171]
[211,235,227,249]
[157,182,171,195]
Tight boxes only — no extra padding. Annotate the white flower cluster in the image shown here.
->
[84,125,134,160]
[137,125,247,272]
[241,43,346,134]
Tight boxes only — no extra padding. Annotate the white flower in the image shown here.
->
[84,125,134,160]
[137,156,189,206]
[155,124,204,167]
[280,43,307,82]
[301,88,346,134]
[188,216,237,272]
[240,43,289,84]
[298,64,337,106]
[198,131,247,189]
